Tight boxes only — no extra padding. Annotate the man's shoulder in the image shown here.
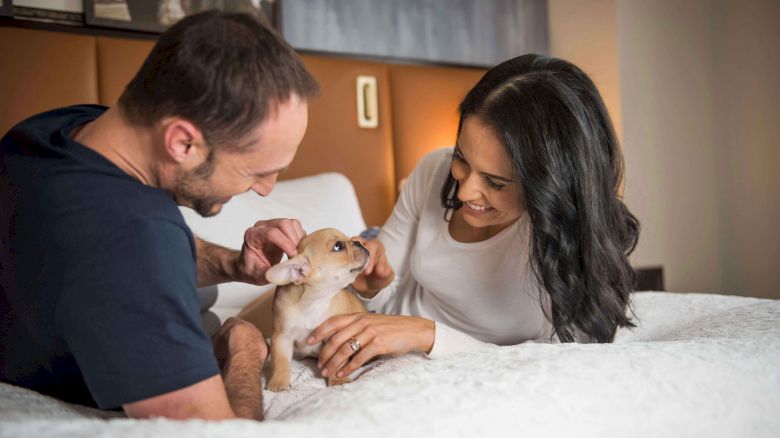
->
[23,169,193,273]
[79,192,193,258]
[2,104,106,146]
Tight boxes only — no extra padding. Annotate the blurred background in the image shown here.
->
[2,0,778,299]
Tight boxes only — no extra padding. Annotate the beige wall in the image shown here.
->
[617,0,723,294]
[548,0,622,140]
[712,0,780,298]
[550,0,780,297]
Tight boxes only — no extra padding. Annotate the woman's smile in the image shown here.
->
[462,201,494,215]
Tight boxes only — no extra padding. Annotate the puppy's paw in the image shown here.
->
[266,375,291,392]
[266,366,292,392]
[327,375,350,387]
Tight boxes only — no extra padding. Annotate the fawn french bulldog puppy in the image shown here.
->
[264,228,369,391]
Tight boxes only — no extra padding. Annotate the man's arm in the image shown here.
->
[194,218,306,288]
[122,375,238,420]
[194,238,240,288]
[124,318,266,420]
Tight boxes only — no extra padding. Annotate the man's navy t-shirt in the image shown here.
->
[0,105,219,409]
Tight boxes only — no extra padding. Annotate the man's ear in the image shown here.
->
[265,255,310,286]
[161,118,207,165]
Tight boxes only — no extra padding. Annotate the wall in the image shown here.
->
[550,0,780,297]
[616,0,780,297]
[617,0,723,293]
[712,0,780,298]
[547,0,622,140]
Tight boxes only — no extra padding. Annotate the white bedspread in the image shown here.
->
[1,291,779,438]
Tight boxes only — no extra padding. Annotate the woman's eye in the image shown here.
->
[333,241,345,252]
[485,178,505,190]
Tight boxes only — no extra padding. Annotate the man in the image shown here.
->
[0,11,318,420]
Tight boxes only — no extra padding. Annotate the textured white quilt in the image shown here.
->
[1,291,778,438]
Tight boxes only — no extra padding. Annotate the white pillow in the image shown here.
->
[180,172,367,318]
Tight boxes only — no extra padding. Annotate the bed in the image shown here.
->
[1,173,778,437]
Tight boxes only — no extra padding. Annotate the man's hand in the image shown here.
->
[212,317,268,370]
[349,238,394,298]
[235,218,306,286]
[123,318,268,421]
[211,317,268,420]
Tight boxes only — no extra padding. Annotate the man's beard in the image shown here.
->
[173,153,225,217]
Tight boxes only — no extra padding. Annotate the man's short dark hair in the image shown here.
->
[118,10,319,149]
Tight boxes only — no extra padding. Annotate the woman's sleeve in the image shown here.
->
[426,321,498,359]
[357,150,447,312]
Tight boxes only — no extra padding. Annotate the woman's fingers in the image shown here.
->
[307,313,356,345]
[316,315,368,367]
[315,315,433,378]
[334,343,378,378]
[359,239,382,276]
[374,251,391,279]
[320,335,370,377]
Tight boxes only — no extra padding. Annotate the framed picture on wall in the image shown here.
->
[84,0,278,34]
[0,0,13,18]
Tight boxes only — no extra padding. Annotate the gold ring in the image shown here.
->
[347,338,361,353]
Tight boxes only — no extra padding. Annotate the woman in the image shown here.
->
[307,54,640,380]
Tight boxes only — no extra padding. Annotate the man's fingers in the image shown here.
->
[275,218,306,250]
[264,227,298,258]
[257,337,269,361]
[291,220,307,241]
[219,316,240,336]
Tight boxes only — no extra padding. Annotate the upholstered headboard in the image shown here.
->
[0,23,484,227]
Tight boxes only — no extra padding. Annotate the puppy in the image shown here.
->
[264,228,369,391]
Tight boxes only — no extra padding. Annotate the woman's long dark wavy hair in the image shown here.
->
[440,54,640,343]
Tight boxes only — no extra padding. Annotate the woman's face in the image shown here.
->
[451,116,525,230]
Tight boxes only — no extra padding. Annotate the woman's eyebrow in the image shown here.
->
[481,172,514,183]
[456,145,515,183]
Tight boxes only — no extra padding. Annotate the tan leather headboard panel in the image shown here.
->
[96,36,155,106]
[0,27,99,134]
[388,64,485,184]
[290,55,396,227]
[1,26,478,230]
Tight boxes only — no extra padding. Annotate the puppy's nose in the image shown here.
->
[352,240,369,255]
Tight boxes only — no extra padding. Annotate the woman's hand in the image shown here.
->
[308,313,434,379]
[350,238,394,298]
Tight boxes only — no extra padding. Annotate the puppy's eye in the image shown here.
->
[332,241,345,252]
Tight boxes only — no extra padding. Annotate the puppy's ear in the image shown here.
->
[265,255,310,285]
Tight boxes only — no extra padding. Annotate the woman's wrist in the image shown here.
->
[350,283,381,299]
[416,317,435,354]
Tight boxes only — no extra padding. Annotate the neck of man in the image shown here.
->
[72,106,161,188]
